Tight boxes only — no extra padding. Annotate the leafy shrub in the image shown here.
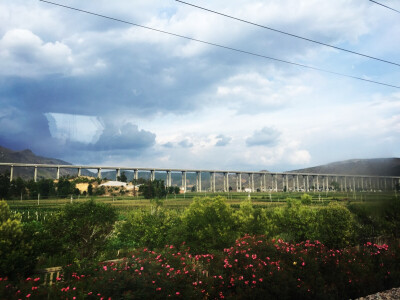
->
[271,199,317,242]
[381,197,400,238]
[171,196,237,252]
[233,200,271,237]
[45,199,117,261]
[0,201,36,279]
[348,198,400,242]
[300,193,312,205]
[116,210,180,250]
[233,199,254,236]
[314,202,354,248]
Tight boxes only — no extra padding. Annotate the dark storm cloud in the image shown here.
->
[246,127,280,147]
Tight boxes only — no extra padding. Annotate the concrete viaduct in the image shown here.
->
[1,163,399,193]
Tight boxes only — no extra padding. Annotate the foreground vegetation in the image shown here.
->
[1,187,400,299]
[1,236,399,299]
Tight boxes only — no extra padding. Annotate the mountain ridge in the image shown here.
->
[287,158,400,176]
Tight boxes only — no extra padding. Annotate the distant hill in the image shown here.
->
[0,146,93,180]
[288,158,400,176]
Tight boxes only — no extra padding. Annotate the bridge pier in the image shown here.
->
[166,170,171,187]
[182,171,187,192]
[210,172,215,192]
[116,168,121,181]
[196,171,202,192]
[259,174,263,192]
[34,166,38,182]
[10,165,14,182]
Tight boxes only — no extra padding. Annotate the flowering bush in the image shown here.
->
[1,236,399,300]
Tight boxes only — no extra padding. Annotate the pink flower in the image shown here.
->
[103,266,107,271]
[26,294,31,298]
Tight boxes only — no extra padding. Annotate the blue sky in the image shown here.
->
[0,0,399,171]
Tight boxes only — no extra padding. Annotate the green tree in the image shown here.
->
[330,181,340,191]
[88,183,93,196]
[174,186,180,194]
[94,185,106,196]
[117,172,127,183]
[132,178,147,185]
[139,180,167,199]
[37,179,56,198]
[26,180,39,199]
[46,200,117,260]
[57,177,76,197]
[9,177,26,199]
[0,172,10,199]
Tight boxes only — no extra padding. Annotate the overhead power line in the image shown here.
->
[369,0,400,14]
[176,0,400,67]
[38,0,400,89]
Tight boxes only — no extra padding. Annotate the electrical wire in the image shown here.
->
[369,0,400,14]
[38,0,400,89]
[175,0,400,67]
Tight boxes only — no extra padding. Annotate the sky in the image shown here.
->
[0,0,400,172]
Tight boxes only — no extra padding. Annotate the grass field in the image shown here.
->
[6,190,397,214]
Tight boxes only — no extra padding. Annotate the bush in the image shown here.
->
[314,202,354,248]
[172,196,237,252]
[233,199,255,237]
[116,210,180,250]
[0,201,36,279]
[45,199,117,261]
[381,197,400,238]
[300,193,312,205]
[348,198,400,243]
[271,199,317,242]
